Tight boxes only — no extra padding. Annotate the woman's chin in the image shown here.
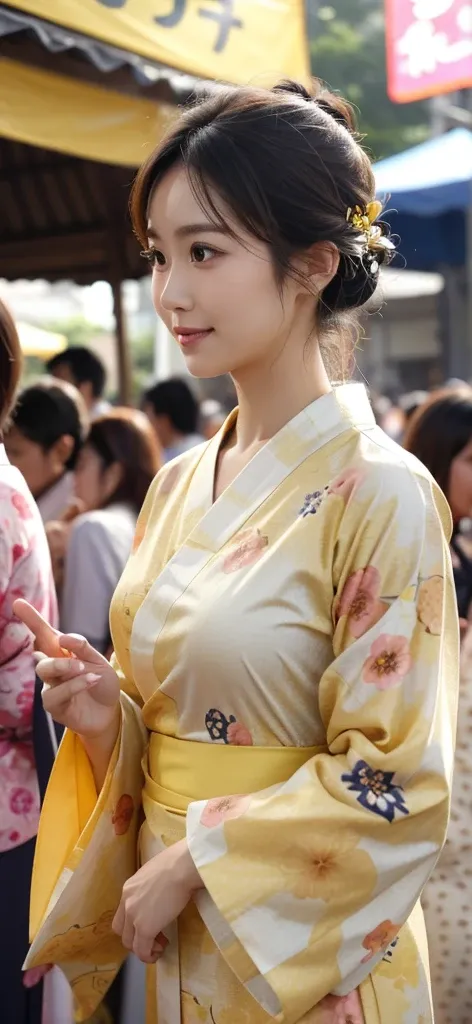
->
[183,354,231,380]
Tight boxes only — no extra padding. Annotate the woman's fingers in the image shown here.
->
[42,672,99,713]
[58,633,104,667]
[36,657,85,685]
[13,599,64,657]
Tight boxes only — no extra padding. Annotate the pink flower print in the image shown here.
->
[11,492,33,520]
[12,543,25,563]
[328,468,365,502]
[337,566,388,639]
[227,721,253,746]
[16,682,35,722]
[363,634,412,690]
[200,794,251,828]
[361,919,400,963]
[223,528,268,573]
[320,991,365,1024]
[10,787,35,816]
[9,831,20,844]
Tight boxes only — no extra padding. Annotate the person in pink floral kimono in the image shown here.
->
[0,299,58,1023]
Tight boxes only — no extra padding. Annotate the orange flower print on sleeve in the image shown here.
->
[200,794,251,828]
[319,991,365,1024]
[363,634,412,690]
[223,528,268,573]
[417,575,444,635]
[227,721,253,746]
[112,794,134,835]
[132,521,145,553]
[337,566,388,639]
[361,920,400,963]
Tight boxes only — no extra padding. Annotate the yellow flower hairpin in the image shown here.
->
[346,200,394,257]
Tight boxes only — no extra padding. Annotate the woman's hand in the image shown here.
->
[112,839,203,964]
[13,600,120,740]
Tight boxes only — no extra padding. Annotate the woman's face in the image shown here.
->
[147,165,320,381]
[449,438,472,522]
[74,444,113,510]
[5,426,65,498]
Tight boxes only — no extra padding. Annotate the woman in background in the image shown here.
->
[60,409,160,652]
[5,376,88,523]
[0,301,57,1022]
[404,388,472,1024]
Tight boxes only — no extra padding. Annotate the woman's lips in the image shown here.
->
[175,328,214,347]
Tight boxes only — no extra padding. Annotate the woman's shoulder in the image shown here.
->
[329,423,452,540]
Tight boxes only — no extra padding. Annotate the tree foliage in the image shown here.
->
[308,0,430,159]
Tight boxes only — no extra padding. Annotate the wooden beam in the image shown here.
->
[111,277,132,406]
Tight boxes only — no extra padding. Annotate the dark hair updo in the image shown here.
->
[131,78,394,369]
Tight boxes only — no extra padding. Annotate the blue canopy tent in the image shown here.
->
[374,128,472,269]
[373,128,472,379]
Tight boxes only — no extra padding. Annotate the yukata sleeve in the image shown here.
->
[186,463,459,1023]
[25,597,148,1016]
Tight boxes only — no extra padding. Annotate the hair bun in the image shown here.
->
[272,78,357,134]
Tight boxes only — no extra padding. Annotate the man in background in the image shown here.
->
[47,346,109,420]
[143,377,204,462]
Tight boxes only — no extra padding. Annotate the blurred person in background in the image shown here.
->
[199,397,227,440]
[404,387,472,1024]
[47,345,110,419]
[60,409,160,652]
[398,390,428,425]
[0,301,58,1023]
[143,376,204,461]
[5,377,88,523]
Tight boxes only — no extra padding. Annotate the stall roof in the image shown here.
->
[374,128,472,215]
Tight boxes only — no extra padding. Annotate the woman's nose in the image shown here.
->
[158,267,194,313]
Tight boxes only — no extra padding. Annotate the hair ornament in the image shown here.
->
[346,200,395,268]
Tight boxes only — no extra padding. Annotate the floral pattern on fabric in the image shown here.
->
[222,528,268,573]
[111,794,134,835]
[200,795,251,829]
[299,488,328,517]
[0,455,57,852]
[361,920,400,962]
[341,761,409,822]
[205,709,252,746]
[362,634,413,690]
[416,575,444,635]
[337,565,389,638]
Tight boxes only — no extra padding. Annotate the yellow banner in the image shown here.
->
[8,0,309,85]
[0,58,174,165]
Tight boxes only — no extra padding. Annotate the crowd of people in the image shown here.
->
[0,75,467,1024]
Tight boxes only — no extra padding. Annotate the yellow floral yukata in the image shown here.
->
[25,383,459,1024]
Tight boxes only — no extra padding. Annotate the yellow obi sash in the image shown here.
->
[143,732,327,817]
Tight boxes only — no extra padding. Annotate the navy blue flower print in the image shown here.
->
[341,760,409,823]
[298,487,328,517]
[205,708,236,743]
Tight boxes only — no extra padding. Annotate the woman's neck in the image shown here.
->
[231,340,331,451]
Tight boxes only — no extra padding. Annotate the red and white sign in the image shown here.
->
[385,0,472,103]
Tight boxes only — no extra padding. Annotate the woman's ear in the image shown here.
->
[52,434,74,467]
[293,242,340,295]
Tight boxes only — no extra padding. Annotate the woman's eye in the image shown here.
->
[191,244,216,264]
[140,247,166,268]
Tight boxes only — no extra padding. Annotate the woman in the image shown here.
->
[16,81,458,1024]
[5,376,88,522]
[404,388,472,622]
[0,301,57,1022]
[404,389,472,1024]
[60,409,161,652]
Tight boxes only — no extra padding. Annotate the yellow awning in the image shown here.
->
[6,0,309,85]
[0,57,174,166]
[17,322,67,359]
